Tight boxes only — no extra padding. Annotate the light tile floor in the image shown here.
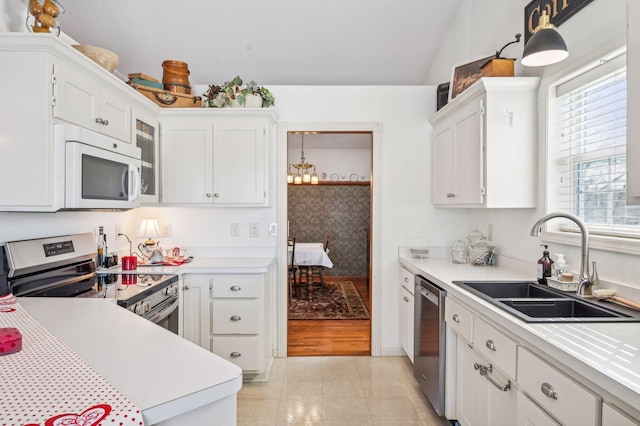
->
[238,356,451,426]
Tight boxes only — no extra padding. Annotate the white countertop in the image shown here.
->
[131,256,275,275]
[19,298,243,425]
[399,256,640,419]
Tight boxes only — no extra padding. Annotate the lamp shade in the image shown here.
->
[137,218,161,239]
[521,28,568,66]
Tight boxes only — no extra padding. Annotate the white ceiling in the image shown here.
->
[59,0,464,86]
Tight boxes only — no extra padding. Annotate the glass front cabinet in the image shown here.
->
[133,107,160,204]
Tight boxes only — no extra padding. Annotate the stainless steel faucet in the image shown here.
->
[530,212,593,297]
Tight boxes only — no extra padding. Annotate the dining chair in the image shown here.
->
[310,232,329,287]
[288,236,299,301]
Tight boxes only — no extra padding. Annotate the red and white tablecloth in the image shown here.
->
[0,299,144,426]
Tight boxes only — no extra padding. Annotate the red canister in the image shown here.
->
[0,327,22,355]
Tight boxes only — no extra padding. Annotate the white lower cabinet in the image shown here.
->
[210,273,272,381]
[455,332,516,426]
[517,391,560,426]
[399,267,414,362]
[602,403,638,426]
[517,347,599,426]
[180,276,211,350]
[181,271,272,381]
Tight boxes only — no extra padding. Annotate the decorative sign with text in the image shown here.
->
[524,0,595,43]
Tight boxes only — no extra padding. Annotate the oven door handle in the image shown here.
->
[145,296,179,324]
[38,272,96,292]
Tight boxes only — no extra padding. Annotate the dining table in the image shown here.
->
[288,242,333,300]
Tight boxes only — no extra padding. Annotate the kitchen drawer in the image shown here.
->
[517,347,599,426]
[473,317,517,379]
[445,296,473,343]
[212,299,260,334]
[517,391,560,426]
[602,403,638,426]
[400,267,414,294]
[211,335,262,371]
[211,275,261,298]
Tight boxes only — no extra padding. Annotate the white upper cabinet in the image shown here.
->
[54,61,131,143]
[160,110,275,206]
[430,77,540,208]
[0,34,157,211]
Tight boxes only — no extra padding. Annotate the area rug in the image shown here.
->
[288,280,370,320]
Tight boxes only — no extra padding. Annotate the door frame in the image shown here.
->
[276,121,383,357]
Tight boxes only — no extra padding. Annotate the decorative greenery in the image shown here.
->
[202,76,275,108]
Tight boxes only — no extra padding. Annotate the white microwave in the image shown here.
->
[57,125,142,210]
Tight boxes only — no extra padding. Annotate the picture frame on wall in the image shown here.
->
[449,54,495,101]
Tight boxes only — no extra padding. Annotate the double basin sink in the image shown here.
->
[453,280,640,323]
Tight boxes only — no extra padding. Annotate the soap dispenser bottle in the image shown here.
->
[537,245,554,285]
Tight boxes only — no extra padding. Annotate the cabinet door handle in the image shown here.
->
[486,339,497,351]
[102,119,109,126]
[404,277,409,283]
[230,285,242,292]
[474,363,511,392]
[230,352,242,358]
[95,117,104,124]
[214,193,219,198]
[452,314,460,323]
[403,296,409,302]
[184,285,190,290]
[206,193,212,198]
[230,315,242,321]
[541,382,558,400]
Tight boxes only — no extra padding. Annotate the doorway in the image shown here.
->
[286,131,372,356]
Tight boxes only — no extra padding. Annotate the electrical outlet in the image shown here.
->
[231,223,240,237]
[250,223,259,238]
[162,224,172,237]
[115,225,122,239]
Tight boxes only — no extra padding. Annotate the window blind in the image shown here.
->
[557,64,640,233]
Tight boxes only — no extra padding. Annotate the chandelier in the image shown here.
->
[287,133,318,185]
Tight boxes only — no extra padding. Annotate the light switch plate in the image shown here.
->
[231,223,240,237]
[250,223,259,238]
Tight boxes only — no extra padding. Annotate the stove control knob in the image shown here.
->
[144,301,151,313]
[134,302,144,315]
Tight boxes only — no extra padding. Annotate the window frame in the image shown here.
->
[540,39,640,256]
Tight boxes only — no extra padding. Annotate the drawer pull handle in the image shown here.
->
[403,296,409,302]
[474,363,511,392]
[230,352,242,358]
[452,314,460,323]
[404,277,409,283]
[541,382,558,400]
[230,315,242,321]
[486,340,497,351]
[230,285,242,291]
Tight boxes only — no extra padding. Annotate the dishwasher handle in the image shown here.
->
[415,276,445,306]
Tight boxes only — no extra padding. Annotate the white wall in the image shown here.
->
[426,0,640,290]
[287,147,371,182]
[270,85,467,353]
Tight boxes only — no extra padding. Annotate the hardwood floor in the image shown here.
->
[287,277,371,356]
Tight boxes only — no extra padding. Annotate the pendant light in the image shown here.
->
[288,133,318,185]
[521,10,569,67]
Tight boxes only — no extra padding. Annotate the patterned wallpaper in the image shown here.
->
[288,184,370,277]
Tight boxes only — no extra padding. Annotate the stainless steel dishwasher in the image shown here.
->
[414,275,446,416]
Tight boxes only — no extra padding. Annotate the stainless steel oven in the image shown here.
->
[4,233,179,335]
